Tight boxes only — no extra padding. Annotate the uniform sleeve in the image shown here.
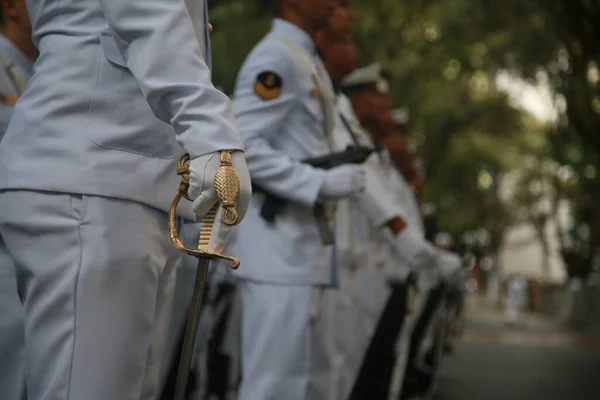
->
[97,0,243,158]
[360,162,405,228]
[334,99,404,227]
[232,43,325,208]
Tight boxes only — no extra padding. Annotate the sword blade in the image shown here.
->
[173,256,210,400]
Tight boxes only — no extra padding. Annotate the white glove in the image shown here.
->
[187,151,252,254]
[319,164,366,199]
[385,227,439,275]
[436,250,463,286]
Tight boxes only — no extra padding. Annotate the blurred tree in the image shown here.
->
[537,0,600,152]
[346,0,556,253]
[204,0,597,277]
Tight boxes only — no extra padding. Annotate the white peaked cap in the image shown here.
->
[341,63,389,94]
[392,108,410,124]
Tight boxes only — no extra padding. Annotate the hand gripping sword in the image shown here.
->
[168,152,241,400]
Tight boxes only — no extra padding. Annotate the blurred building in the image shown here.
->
[498,171,568,285]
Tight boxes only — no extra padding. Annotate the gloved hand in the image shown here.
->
[385,226,439,276]
[436,250,463,286]
[187,150,252,254]
[319,164,366,200]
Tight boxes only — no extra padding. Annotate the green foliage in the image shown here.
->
[345,0,557,243]
[206,0,598,262]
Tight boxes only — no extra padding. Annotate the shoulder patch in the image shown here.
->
[254,71,282,101]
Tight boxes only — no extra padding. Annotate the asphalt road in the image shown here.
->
[434,303,600,400]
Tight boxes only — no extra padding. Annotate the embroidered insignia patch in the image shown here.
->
[254,71,282,101]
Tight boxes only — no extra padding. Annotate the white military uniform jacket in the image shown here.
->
[227,19,338,285]
[0,0,242,219]
[367,149,429,278]
[334,94,404,271]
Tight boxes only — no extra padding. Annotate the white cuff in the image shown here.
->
[436,251,463,280]
[383,227,439,272]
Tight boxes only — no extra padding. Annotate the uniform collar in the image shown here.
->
[271,18,316,54]
[0,34,34,78]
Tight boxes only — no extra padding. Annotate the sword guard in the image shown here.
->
[169,153,241,270]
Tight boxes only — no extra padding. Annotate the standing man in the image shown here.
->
[0,1,36,399]
[0,1,252,399]
[310,4,401,399]
[387,107,423,201]
[340,65,421,400]
[340,63,463,399]
[226,1,367,399]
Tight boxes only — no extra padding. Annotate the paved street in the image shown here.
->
[434,296,600,400]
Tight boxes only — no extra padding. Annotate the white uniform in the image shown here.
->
[310,94,408,400]
[0,0,244,398]
[370,153,427,399]
[358,141,425,400]
[225,18,338,400]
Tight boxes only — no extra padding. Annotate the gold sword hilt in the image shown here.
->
[168,152,241,269]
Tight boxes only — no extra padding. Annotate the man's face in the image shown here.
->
[325,37,357,77]
[349,91,392,134]
[315,0,356,78]
[296,0,335,29]
[328,0,355,39]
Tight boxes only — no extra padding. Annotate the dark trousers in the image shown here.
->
[400,282,447,399]
[349,278,412,400]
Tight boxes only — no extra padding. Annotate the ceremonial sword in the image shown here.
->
[168,152,241,400]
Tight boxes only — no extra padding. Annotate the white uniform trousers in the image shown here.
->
[308,266,364,400]
[0,236,26,400]
[0,190,181,400]
[237,280,322,400]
